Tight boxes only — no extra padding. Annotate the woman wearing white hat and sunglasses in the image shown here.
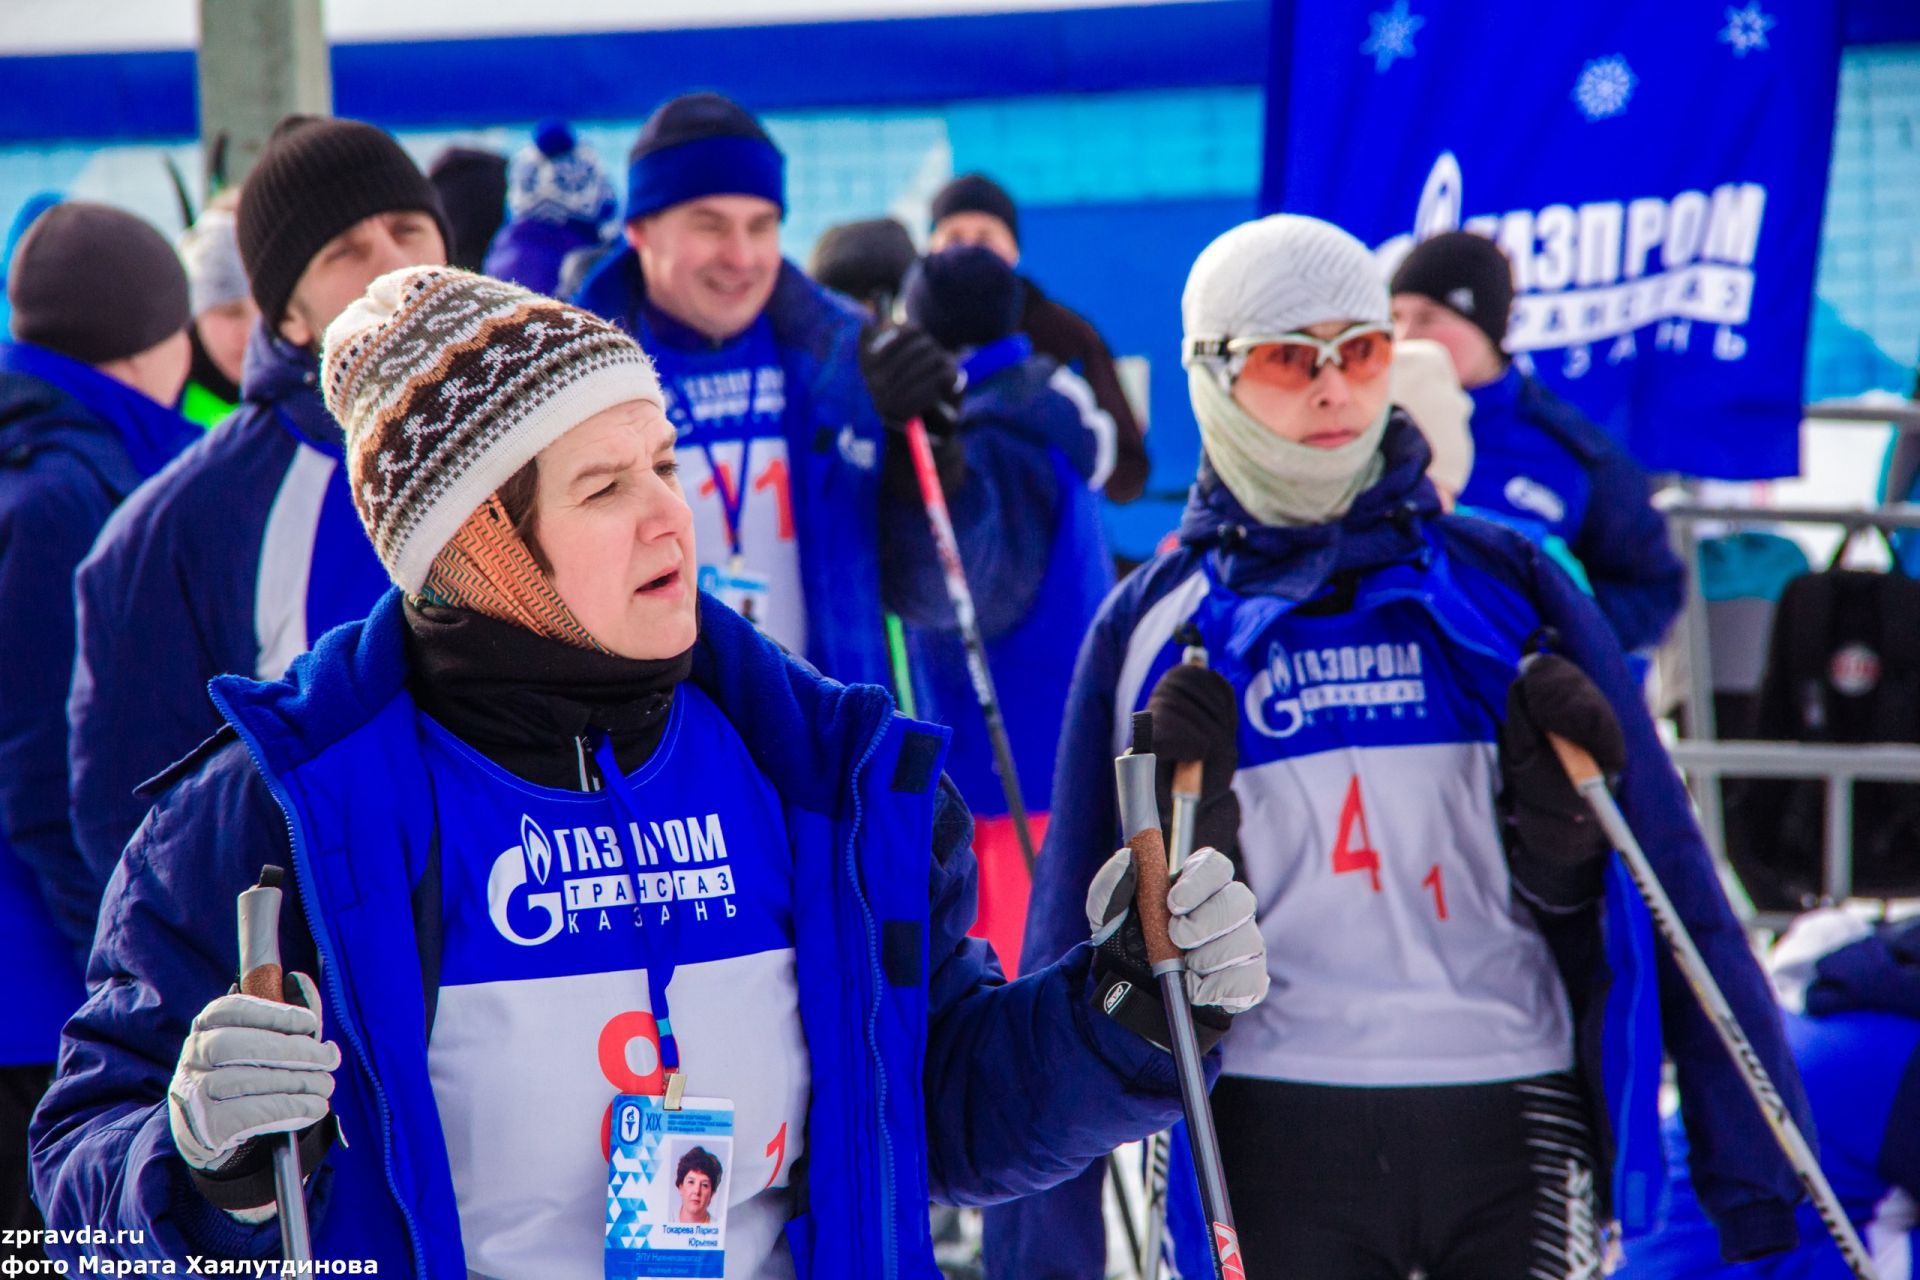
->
[990,214,1810,1280]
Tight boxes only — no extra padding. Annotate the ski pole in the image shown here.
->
[1140,634,1213,1280]
[903,414,1038,875]
[1138,1130,1171,1280]
[1117,711,1244,1280]
[237,866,315,1264]
[1548,736,1878,1280]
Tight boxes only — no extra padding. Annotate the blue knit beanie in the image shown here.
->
[626,93,785,222]
[902,244,1025,352]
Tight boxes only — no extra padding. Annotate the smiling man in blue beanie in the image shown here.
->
[576,92,1053,697]
[67,115,449,888]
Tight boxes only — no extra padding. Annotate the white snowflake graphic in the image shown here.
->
[1719,2,1777,56]
[1360,0,1425,73]
[1572,56,1638,120]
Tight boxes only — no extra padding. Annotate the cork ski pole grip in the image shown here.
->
[1172,759,1203,797]
[1547,734,1605,789]
[1130,824,1181,968]
[240,962,285,1003]
[1115,714,1181,969]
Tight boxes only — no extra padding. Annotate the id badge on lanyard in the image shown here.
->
[607,1094,736,1278]
[592,739,739,1277]
[697,555,772,629]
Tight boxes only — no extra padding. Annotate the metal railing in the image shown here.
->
[1663,397,1920,908]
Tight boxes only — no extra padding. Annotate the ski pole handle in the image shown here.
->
[1116,716,1179,968]
[236,866,315,1265]
[1166,637,1213,877]
[1546,735,1604,790]
[1169,761,1202,879]
[238,876,285,1003]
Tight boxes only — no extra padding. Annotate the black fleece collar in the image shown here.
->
[402,601,693,789]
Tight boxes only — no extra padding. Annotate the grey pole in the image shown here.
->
[196,0,332,194]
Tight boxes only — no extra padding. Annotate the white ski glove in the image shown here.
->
[1087,846,1270,1015]
[168,971,339,1191]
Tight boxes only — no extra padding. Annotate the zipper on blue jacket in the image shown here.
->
[842,711,898,1280]
[211,691,430,1279]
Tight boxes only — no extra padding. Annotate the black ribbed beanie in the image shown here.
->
[237,115,447,325]
[930,174,1019,244]
[7,202,190,363]
[1388,230,1515,349]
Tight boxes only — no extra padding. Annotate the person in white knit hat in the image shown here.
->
[32,266,1268,1278]
[988,213,1809,1280]
[174,197,258,428]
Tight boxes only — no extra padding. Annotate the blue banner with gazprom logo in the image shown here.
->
[1261,0,1843,479]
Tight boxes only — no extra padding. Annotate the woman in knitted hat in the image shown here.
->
[989,214,1810,1280]
[31,267,1267,1277]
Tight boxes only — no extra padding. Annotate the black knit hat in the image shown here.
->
[237,115,448,326]
[930,174,1018,244]
[810,218,916,308]
[7,201,190,363]
[1389,231,1515,349]
[903,244,1024,352]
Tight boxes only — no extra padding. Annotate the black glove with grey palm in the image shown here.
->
[1499,654,1627,910]
[859,320,964,500]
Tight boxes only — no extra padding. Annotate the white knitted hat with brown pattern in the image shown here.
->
[321,265,663,592]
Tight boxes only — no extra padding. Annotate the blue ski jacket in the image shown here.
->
[1619,920,1920,1279]
[990,417,1808,1275]
[887,344,1113,821]
[67,323,390,884]
[0,345,196,1063]
[31,590,1188,1276]
[575,250,1054,696]
[1459,366,1685,655]
[484,217,604,299]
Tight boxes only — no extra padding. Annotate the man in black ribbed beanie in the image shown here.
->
[237,114,449,350]
[66,115,451,885]
[1389,230,1685,655]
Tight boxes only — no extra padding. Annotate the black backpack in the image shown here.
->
[1724,544,1920,908]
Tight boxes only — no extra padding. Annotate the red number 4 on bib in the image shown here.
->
[1331,776,1382,893]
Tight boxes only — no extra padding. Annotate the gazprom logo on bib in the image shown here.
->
[1243,640,1427,739]
[490,815,567,946]
[488,812,637,947]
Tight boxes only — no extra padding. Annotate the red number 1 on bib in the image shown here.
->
[1331,776,1382,892]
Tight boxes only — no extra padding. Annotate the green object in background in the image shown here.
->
[179,379,235,430]
[886,612,917,718]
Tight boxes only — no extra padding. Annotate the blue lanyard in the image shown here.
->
[698,432,754,563]
[592,736,682,1079]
